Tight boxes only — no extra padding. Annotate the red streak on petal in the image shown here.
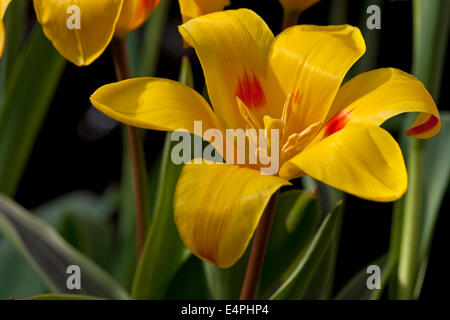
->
[236,72,266,110]
[293,89,301,104]
[405,115,439,136]
[134,0,160,23]
[324,108,353,137]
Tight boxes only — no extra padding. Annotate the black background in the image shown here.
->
[14,0,449,299]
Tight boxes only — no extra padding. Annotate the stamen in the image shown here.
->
[236,97,263,129]
[263,115,285,152]
[281,122,322,162]
[281,92,294,125]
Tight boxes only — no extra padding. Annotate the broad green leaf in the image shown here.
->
[0,0,27,98]
[24,294,103,300]
[0,194,130,299]
[0,240,45,299]
[270,201,343,300]
[413,112,450,297]
[202,249,250,300]
[335,255,392,300]
[131,132,189,299]
[395,0,450,299]
[259,190,320,298]
[59,215,114,271]
[131,54,194,299]
[0,188,120,299]
[138,0,171,77]
[0,26,66,196]
[165,256,210,299]
[302,218,342,299]
[300,178,344,299]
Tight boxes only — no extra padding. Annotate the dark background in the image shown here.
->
[15,0,449,299]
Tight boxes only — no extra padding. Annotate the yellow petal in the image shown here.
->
[268,25,365,136]
[114,0,160,38]
[179,9,275,129]
[90,77,223,137]
[0,21,4,58]
[322,68,440,140]
[174,162,290,268]
[279,0,320,11]
[178,0,230,24]
[33,0,124,66]
[280,124,407,202]
[1,0,12,18]
[0,0,12,59]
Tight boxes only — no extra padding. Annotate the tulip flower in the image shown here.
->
[0,0,12,58]
[33,0,160,66]
[178,0,230,24]
[90,9,440,268]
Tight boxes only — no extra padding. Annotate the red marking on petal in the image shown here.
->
[324,108,353,137]
[134,0,160,23]
[236,72,266,110]
[293,89,301,104]
[405,115,439,136]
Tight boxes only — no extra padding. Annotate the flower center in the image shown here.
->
[236,92,321,174]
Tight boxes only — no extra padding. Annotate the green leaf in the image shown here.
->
[259,190,320,298]
[0,26,66,196]
[335,255,392,300]
[23,294,103,300]
[413,112,450,297]
[202,249,250,300]
[138,0,172,77]
[0,194,130,299]
[0,188,120,299]
[131,133,189,299]
[0,0,27,98]
[131,53,195,299]
[0,240,45,299]
[269,201,343,300]
[164,256,210,299]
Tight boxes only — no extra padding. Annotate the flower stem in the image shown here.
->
[281,9,301,31]
[111,38,149,257]
[397,138,424,299]
[240,191,280,300]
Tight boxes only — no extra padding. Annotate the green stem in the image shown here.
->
[240,191,280,300]
[397,139,424,299]
[281,9,301,31]
[111,38,150,257]
[395,0,450,299]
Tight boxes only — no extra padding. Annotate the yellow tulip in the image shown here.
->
[90,9,440,268]
[279,0,319,11]
[33,0,160,66]
[178,0,230,24]
[0,0,12,58]
[114,0,161,38]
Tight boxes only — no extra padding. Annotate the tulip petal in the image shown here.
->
[0,0,12,58]
[114,0,160,38]
[90,77,223,138]
[280,124,407,202]
[174,162,290,268]
[268,25,365,135]
[33,0,124,66]
[0,21,4,58]
[178,0,230,24]
[322,68,440,139]
[179,9,275,129]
